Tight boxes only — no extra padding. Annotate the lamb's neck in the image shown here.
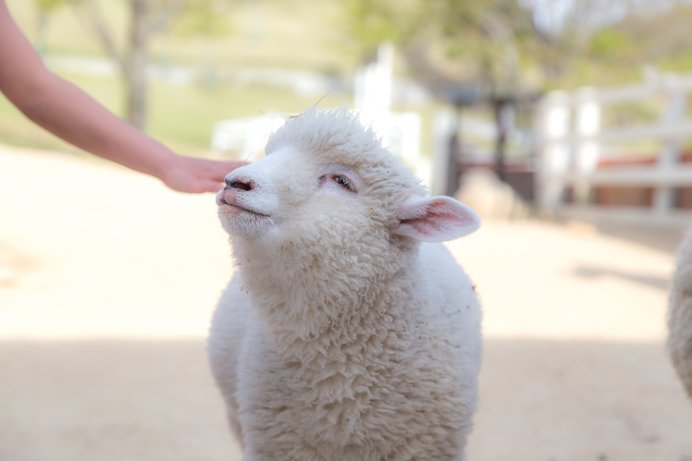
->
[234,240,419,357]
[258,271,415,343]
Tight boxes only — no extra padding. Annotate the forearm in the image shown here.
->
[12,71,177,180]
[0,1,241,194]
[0,1,175,181]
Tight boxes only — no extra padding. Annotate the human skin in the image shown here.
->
[0,0,244,193]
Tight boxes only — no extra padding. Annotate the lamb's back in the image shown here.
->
[418,243,481,353]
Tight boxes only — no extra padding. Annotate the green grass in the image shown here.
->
[0,69,350,154]
[148,79,351,154]
[0,100,74,152]
[1,0,356,155]
[7,0,358,72]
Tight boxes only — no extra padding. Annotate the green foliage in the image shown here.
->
[341,0,541,95]
[34,0,69,12]
[430,0,521,37]
[339,0,692,91]
[169,0,233,38]
[658,54,692,74]
[342,0,419,55]
[588,28,635,61]
[0,69,350,153]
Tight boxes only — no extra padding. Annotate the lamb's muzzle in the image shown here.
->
[216,187,270,218]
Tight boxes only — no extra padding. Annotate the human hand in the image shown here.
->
[160,155,247,193]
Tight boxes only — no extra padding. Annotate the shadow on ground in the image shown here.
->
[572,264,671,291]
[557,217,687,256]
[2,338,690,461]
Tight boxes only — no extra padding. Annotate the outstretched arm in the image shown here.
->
[0,1,244,193]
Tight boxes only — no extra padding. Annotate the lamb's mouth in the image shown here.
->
[217,198,271,218]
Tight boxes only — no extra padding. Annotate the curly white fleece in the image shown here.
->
[208,109,482,460]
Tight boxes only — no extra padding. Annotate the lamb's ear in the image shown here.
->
[394,195,480,242]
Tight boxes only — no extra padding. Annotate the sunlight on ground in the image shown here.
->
[1,146,691,461]
[0,145,232,339]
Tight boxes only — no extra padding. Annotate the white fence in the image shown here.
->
[211,113,287,161]
[536,73,692,226]
[210,43,429,185]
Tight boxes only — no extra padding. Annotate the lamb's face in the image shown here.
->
[216,144,387,243]
[216,110,480,251]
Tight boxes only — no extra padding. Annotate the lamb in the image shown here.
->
[669,227,692,399]
[208,109,482,461]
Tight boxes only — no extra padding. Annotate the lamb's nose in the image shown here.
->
[225,177,254,191]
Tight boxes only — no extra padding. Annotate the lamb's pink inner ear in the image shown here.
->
[394,196,480,242]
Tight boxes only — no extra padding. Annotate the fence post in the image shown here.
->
[354,42,394,142]
[653,84,686,216]
[574,87,601,204]
[431,109,458,196]
[536,91,571,214]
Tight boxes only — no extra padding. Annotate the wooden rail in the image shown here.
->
[535,73,692,226]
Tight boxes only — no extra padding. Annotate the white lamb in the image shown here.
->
[669,227,692,399]
[208,109,482,461]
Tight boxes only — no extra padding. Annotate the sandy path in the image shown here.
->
[1,145,690,460]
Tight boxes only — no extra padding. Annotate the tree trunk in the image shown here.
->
[492,98,510,183]
[36,10,50,54]
[125,0,150,130]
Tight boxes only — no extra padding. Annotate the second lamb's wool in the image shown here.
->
[209,109,482,460]
[669,227,692,399]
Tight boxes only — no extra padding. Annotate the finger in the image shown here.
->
[225,160,248,171]
[208,161,245,181]
[201,179,225,193]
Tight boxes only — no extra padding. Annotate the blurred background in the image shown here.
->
[1,0,692,460]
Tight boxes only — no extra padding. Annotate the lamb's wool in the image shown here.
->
[208,109,482,460]
[669,227,692,399]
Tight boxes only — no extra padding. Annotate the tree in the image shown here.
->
[342,0,692,91]
[34,0,230,130]
[34,0,65,52]
[342,0,538,99]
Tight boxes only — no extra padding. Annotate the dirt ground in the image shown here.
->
[1,145,691,461]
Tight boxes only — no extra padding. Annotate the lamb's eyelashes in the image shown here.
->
[318,166,363,195]
[319,173,357,193]
[334,175,354,191]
